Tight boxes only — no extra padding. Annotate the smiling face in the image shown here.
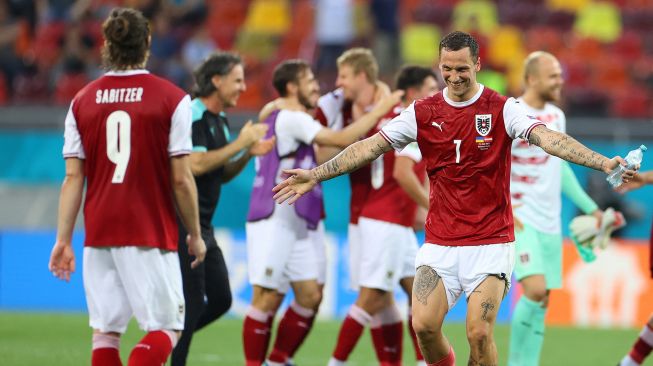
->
[439,47,480,102]
[213,63,246,108]
[295,68,321,109]
[527,55,564,103]
[335,64,368,101]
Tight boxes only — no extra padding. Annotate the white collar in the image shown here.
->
[105,69,149,76]
[443,84,485,107]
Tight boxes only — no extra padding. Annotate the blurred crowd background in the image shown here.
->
[1,0,653,117]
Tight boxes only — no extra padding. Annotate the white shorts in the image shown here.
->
[415,243,515,310]
[347,223,361,289]
[350,217,419,292]
[83,246,184,334]
[277,221,327,293]
[246,206,320,292]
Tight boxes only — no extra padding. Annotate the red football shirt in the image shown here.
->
[360,104,426,227]
[380,86,544,246]
[316,89,373,224]
[62,70,192,250]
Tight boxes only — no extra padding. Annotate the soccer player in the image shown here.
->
[272,31,638,366]
[507,51,604,366]
[327,65,438,366]
[171,52,275,366]
[48,7,206,366]
[243,59,401,366]
[616,170,653,366]
[315,48,390,282]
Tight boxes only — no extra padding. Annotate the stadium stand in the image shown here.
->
[0,0,651,118]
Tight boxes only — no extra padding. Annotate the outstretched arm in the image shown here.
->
[273,133,393,204]
[528,125,637,181]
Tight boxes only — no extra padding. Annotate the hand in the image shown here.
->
[249,136,276,156]
[238,120,269,147]
[591,209,603,227]
[615,172,646,194]
[49,242,75,282]
[272,168,317,205]
[186,234,206,269]
[605,156,639,182]
[371,90,405,117]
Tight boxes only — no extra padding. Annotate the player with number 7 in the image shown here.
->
[273,31,639,366]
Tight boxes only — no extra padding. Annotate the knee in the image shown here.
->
[252,288,281,312]
[525,289,548,304]
[412,315,438,339]
[467,323,491,347]
[296,289,322,309]
[208,292,233,318]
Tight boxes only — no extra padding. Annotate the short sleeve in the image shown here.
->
[396,141,422,162]
[380,102,417,151]
[169,95,193,156]
[278,110,323,145]
[503,97,545,140]
[62,101,86,159]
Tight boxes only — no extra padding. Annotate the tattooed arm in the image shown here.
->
[528,125,637,180]
[273,133,393,204]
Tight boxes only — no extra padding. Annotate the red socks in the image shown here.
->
[370,305,403,365]
[629,323,653,364]
[92,333,122,366]
[428,346,456,366]
[331,305,372,361]
[267,301,315,363]
[127,330,175,366]
[243,307,273,366]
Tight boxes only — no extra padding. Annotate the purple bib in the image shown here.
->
[247,109,323,229]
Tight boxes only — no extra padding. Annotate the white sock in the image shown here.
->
[327,357,346,366]
[264,361,285,366]
[620,354,640,366]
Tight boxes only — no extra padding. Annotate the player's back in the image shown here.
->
[70,70,189,250]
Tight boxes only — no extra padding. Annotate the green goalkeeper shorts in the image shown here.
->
[513,222,563,289]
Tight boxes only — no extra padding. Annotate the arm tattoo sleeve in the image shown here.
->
[312,134,393,182]
[414,265,441,306]
[528,125,608,172]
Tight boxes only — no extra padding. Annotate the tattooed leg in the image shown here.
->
[466,276,505,366]
[414,266,441,306]
[411,266,450,363]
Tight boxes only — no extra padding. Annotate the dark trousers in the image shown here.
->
[171,237,232,366]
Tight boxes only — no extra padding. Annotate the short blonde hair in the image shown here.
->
[523,51,555,82]
[337,48,378,83]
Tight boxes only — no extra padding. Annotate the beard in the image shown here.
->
[539,88,560,103]
[298,90,316,110]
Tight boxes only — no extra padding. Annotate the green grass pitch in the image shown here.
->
[0,312,643,365]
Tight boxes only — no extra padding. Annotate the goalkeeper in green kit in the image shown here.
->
[507,51,608,366]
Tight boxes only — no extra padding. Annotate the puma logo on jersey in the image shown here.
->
[431,121,445,131]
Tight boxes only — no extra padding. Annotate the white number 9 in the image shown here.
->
[106,110,131,184]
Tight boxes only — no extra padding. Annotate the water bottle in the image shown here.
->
[606,145,647,187]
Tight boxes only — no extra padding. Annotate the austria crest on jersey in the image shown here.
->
[475,114,492,136]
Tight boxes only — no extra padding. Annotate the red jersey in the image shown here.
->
[316,89,373,224]
[380,86,544,246]
[62,70,192,250]
[360,104,426,227]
